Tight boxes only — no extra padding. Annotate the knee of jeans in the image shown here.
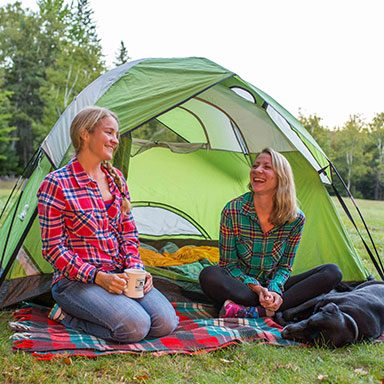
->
[162,310,179,334]
[111,313,151,343]
[150,310,179,338]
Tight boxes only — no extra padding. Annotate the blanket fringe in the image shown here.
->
[13,309,31,322]
[9,321,31,331]
[30,341,241,360]
[12,338,33,349]
[32,353,56,361]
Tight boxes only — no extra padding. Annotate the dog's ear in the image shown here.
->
[320,302,339,314]
[316,303,358,347]
[342,312,359,345]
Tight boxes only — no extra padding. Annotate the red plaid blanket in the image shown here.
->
[10,302,299,359]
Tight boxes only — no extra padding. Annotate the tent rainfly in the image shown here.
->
[0,57,379,309]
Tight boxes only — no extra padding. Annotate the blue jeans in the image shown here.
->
[52,277,179,343]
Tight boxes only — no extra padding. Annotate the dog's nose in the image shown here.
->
[281,325,292,338]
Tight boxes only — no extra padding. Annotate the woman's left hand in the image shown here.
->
[143,272,153,294]
[263,291,283,312]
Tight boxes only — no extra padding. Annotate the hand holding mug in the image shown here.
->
[144,272,153,294]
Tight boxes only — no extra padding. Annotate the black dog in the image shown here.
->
[276,281,384,347]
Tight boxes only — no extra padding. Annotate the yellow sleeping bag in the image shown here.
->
[139,246,219,267]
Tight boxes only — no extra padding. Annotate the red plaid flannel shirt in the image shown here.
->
[37,157,144,285]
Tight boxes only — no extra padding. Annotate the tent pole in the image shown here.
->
[329,163,384,280]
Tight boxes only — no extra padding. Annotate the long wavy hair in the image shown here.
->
[250,147,299,225]
[70,107,131,214]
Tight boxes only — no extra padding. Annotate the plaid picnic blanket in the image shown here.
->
[10,302,299,359]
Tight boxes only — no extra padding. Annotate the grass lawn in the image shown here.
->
[0,191,384,383]
[0,187,12,200]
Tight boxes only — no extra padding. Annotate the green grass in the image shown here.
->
[0,187,11,201]
[1,193,384,383]
[331,196,384,280]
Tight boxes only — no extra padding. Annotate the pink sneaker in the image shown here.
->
[219,300,268,318]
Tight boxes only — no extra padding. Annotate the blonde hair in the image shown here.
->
[101,160,132,214]
[250,147,298,226]
[70,107,131,214]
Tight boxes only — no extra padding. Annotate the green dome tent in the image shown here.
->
[0,57,376,308]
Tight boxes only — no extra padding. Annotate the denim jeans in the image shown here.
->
[52,277,179,343]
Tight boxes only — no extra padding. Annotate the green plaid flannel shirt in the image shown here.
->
[219,192,305,295]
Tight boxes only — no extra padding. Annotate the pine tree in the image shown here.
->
[37,0,105,141]
[0,2,45,169]
[0,88,17,174]
[0,0,106,171]
[114,41,130,66]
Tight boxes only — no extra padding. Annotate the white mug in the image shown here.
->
[123,269,146,298]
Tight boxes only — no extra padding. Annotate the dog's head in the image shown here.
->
[281,302,358,347]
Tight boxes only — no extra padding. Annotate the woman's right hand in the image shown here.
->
[249,284,283,311]
[248,284,273,307]
[258,287,274,308]
[95,271,129,294]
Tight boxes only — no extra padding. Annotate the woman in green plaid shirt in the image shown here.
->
[199,148,342,319]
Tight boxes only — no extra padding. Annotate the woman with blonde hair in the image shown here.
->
[199,147,342,318]
[37,107,178,342]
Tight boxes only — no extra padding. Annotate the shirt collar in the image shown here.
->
[69,157,92,188]
[241,192,257,218]
[242,192,289,230]
[69,157,118,194]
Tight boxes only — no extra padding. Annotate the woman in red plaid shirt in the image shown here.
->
[37,107,178,342]
[199,148,342,319]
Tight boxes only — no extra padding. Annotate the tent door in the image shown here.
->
[113,132,132,179]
